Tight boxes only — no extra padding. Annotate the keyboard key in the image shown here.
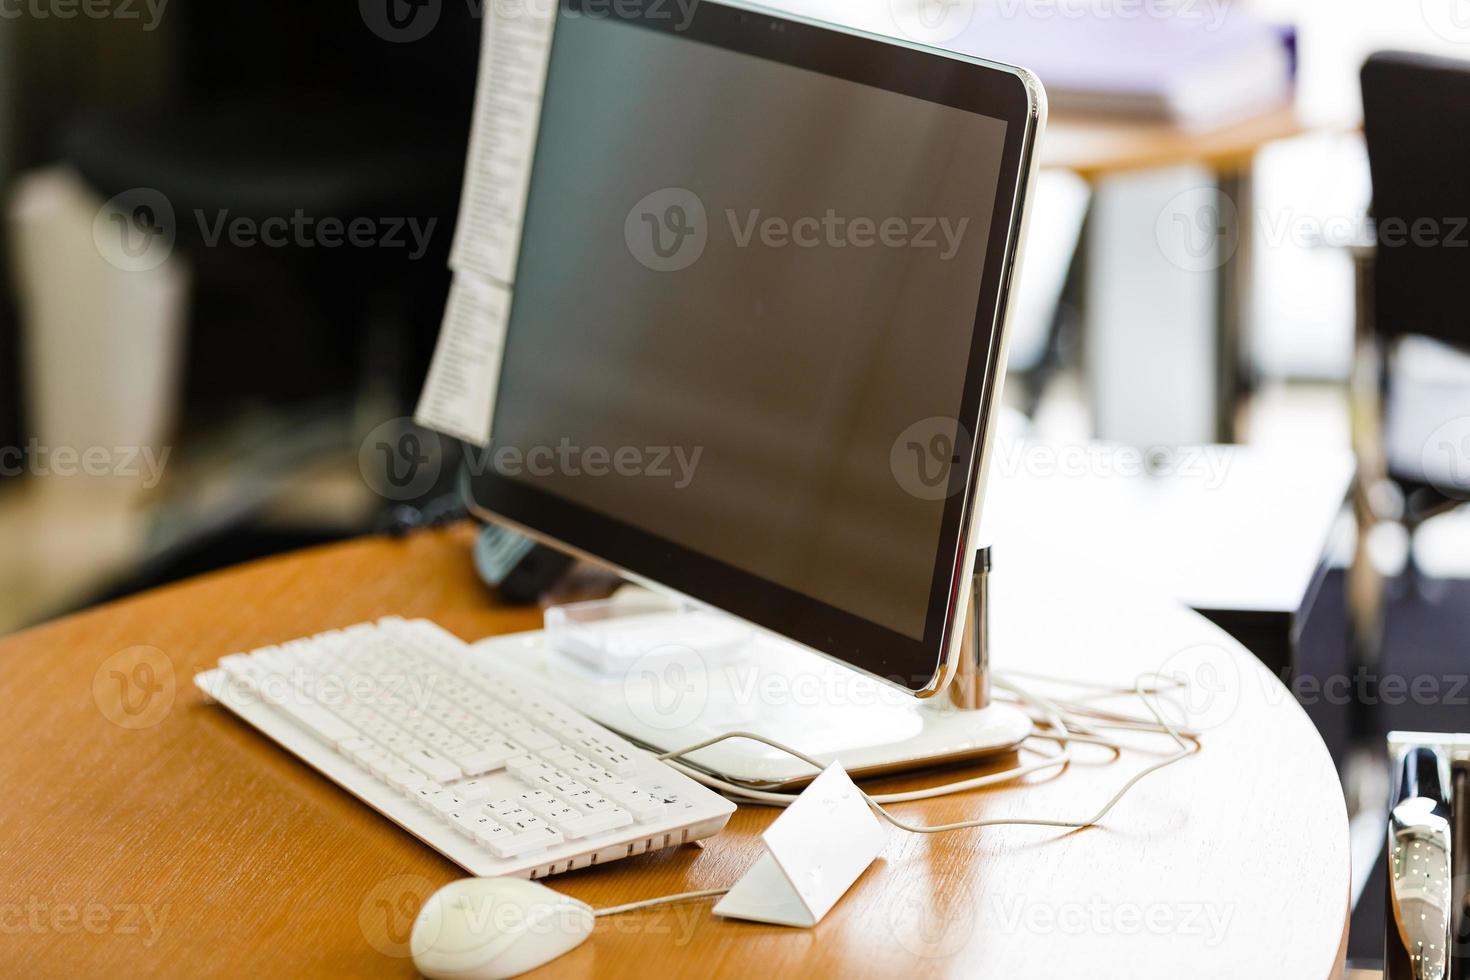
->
[411,781,444,806]
[450,778,500,802]
[557,808,633,839]
[517,791,559,815]
[502,811,549,835]
[612,789,667,823]
[539,745,580,766]
[337,736,375,756]
[590,748,638,775]
[473,822,514,850]
[466,811,500,834]
[538,805,581,831]
[485,825,562,859]
[388,770,431,793]
[581,771,625,795]
[274,700,361,745]
[204,617,736,878]
[562,788,599,813]
[565,758,602,777]
[451,741,524,777]
[504,727,557,751]
[444,808,485,838]
[357,749,412,779]
[493,805,532,825]
[427,791,472,816]
[402,748,461,783]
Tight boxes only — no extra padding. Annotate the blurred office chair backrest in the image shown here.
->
[1361,51,1470,354]
[53,0,481,423]
[1355,51,1470,575]
[174,1,478,120]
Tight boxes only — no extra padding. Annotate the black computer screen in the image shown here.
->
[476,1,1030,684]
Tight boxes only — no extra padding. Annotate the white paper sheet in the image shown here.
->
[413,272,509,447]
[714,764,886,927]
[418,2,558,446]
[448,0,558,285]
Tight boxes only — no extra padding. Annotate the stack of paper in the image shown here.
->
[414,4,559,447]
[780,0,1294,129]
[901,0,1295,128]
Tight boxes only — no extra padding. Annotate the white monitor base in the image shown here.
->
[468,603,1031,787]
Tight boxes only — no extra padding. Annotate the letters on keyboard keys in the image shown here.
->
[199,617,735,878]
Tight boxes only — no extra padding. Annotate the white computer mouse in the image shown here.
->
[410,877,595,980]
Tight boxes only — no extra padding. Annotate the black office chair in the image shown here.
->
[1355,52,1470,586]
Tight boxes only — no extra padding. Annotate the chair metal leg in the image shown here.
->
[1348,246,1387,687]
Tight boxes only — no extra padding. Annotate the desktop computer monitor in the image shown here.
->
[467,0,1044,697]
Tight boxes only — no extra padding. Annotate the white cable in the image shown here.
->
[596,671,1200,917]
[595,888,731,917]
[655,671,1199,824]
[663,748,1073,807]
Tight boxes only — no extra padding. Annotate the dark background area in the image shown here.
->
[0,2,483,607]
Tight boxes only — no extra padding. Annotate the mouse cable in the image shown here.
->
[594,888,733,917]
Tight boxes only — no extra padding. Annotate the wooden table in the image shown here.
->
[0,526,1351,977]
[1043,104,1304,181]
[1048,106,1306,446]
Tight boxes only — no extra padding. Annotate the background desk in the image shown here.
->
[985,438,1356,675]
[0,527,1350,977]
[1043,105,1304,181]
[763,0,1312,444]
[1045,105,1306,447]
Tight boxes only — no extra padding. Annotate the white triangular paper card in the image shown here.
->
[713,763,885,927]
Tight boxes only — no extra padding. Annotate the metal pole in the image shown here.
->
[949,547,991,711]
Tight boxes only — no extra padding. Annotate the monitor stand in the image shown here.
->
[467,571,1031,787]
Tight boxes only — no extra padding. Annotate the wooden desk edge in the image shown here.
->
[0,526,1356,977]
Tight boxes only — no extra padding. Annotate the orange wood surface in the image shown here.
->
[1043,104,1306,179]
[0,525,1351,977]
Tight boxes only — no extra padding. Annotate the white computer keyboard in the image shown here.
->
[194,617,735,879]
